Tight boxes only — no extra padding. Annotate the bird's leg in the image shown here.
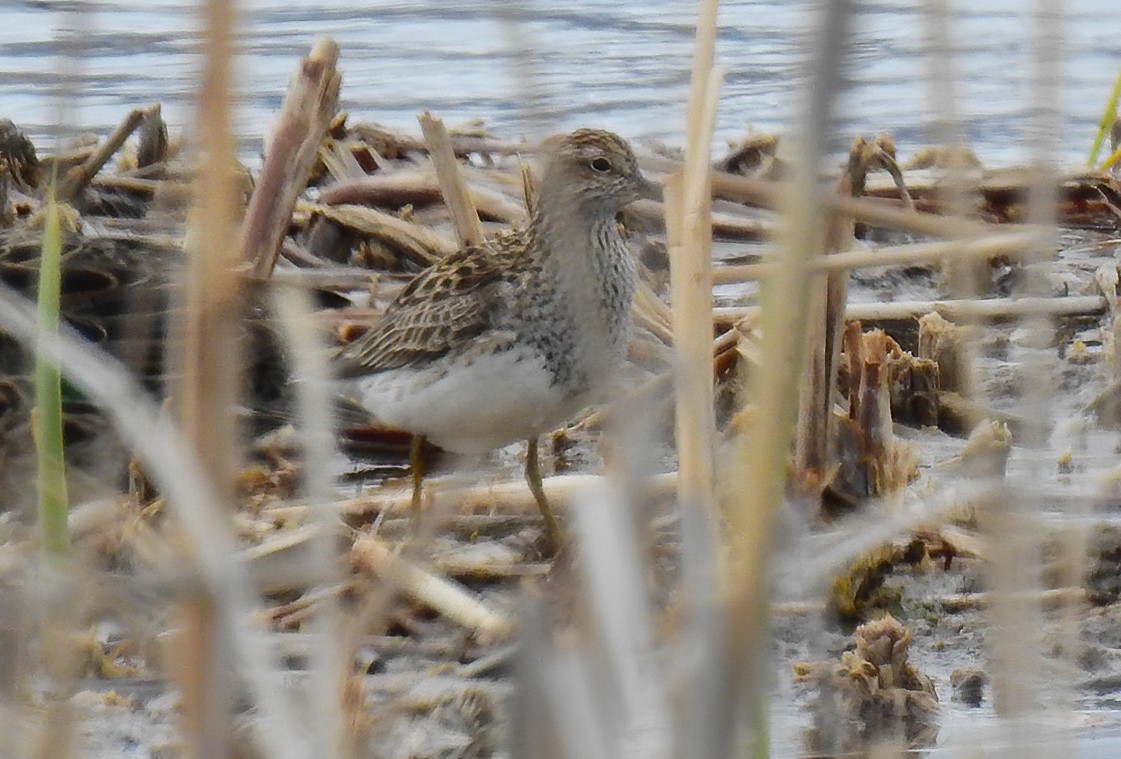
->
[525,436,560,553]
[409,434,427,522]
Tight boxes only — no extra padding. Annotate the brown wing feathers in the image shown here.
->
[334,240,520,377]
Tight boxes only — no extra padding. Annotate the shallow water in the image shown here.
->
[4,0,1119,166]
[6,3,1121,758]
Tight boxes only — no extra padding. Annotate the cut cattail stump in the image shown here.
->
[829,329,919,509]
[112,103,169,174]
[792,136,913,497]
[837,321,939,429]
[917,312,974,395]
[938,420,1013,478]
[799,614,939,753]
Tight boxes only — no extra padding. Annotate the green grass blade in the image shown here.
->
[1087,65,1121,169]
[35,191,69,557]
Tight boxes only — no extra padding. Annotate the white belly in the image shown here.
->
[354,347,591,454]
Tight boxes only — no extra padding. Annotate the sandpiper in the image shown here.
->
[334,128,656,551]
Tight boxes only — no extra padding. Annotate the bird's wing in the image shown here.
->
[333,238,524,377]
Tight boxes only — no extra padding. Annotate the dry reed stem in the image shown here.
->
[419,112,485,247]
[57,105,149,201]
[713,229,1042,284]
[0,265,309,759]
[305,202,455,264]
[90,173,191,198]
[633,281,675,343]
[705,168,1004,239]
[939,587,1088,613]
[794,141,906,486]
[981,0,1064,725]
[581,327,738,430]
[174,0,242,755]
[668,43,722,518]
[335,471,679,520]
[318,170,529,224]
[665,173,716,515]
[630,196,771,239]
[271,287,351,758]
[350,537,514,643]
[722,0,853,751]
[714,293,1106,324]
[245,38,341,278]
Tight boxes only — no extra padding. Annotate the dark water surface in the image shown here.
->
[3,0,1119,166]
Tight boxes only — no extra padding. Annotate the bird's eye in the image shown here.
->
[590,157,612,172]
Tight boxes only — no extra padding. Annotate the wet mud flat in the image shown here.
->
[5,46,1121,758]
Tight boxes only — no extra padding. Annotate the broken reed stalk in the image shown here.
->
[305,202,454,264]
[709,168,1004,240]
[245,38,341,278]
[0,166,11,227]
[271,287,350,758]
[351,537,514,643]
[57,105,149,201]
[713,229,1043,284]
[667,63,722,519]
[419,111,485,247]
[713,293,1107,324]
[0,279,314,759]
[723,0,853,754]
[173,0,241,755]
[982,6,1062,723]
[34,189,68,558]
[791,185,848,484]
[672,47,717,506]
[318,170,528,225]
[665,174,714,513]
[333,471,680,520]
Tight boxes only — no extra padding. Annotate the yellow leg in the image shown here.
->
[525,436,560,553]
[409,434,426,522]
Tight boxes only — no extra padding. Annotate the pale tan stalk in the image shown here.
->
[272,286,350,758]
[713,230,1041,284]
[173,0,241,755]
[419,112,485,247]
[722,2,854,754]
[707,169,1003,238]
[666,173,715,515]
[665,0,721,524]
[245,38,341,278]
[634,281,675,343]
[318,169,529,224]
[351,537,514,643]
[982,0,1065,729]
[335,471,679,520]
[714,294,1107,323]
[305,202,456,264]
[58,105,149,201]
